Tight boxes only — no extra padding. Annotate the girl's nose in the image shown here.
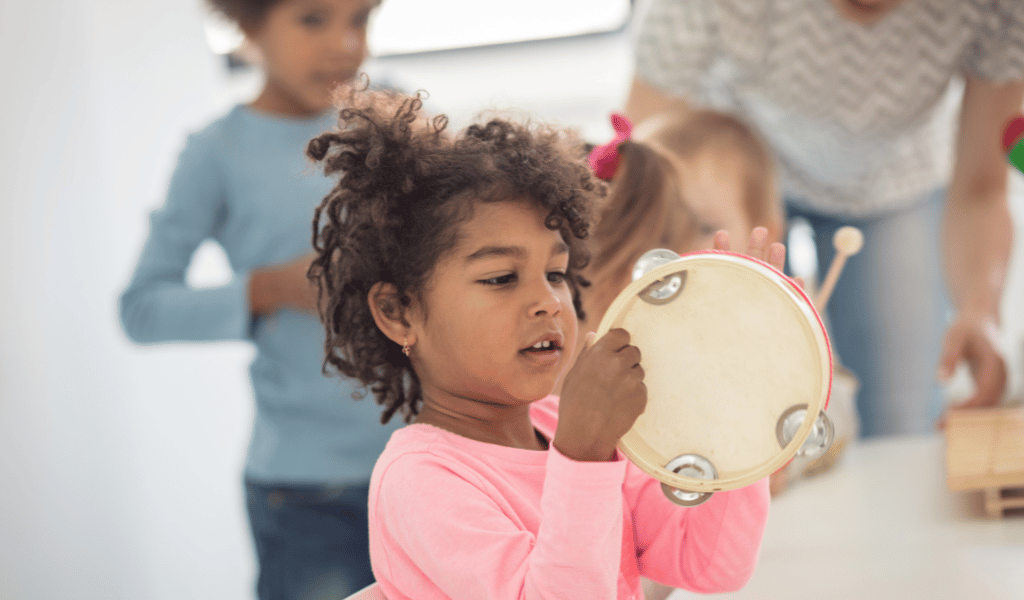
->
[531,282,563,317]
[332,30,364,58]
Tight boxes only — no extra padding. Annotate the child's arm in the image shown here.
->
[119,134,251,343]
[625,467,770,593]
[373,449,631,600]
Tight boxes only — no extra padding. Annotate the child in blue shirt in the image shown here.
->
[119,1,397,597]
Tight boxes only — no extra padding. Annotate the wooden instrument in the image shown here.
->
[945,407,1024,518]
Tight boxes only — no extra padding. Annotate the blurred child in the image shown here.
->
[118,1,397,597]
[305,86,770,599]
[583,109,783,326]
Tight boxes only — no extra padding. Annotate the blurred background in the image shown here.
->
[0,1,1021,599]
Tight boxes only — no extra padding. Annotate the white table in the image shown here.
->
[670,435,1024,600]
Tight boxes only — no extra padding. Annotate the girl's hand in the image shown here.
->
[714,227,804,289]
[248,253,319,316]
[554,329,647,462]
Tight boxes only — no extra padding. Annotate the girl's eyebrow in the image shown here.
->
[465,241,569,263]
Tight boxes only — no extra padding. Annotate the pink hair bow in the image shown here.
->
[588,113,633,180]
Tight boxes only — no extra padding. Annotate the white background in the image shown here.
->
[0,1,1021,599]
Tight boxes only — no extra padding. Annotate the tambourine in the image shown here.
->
[596,249,834,506]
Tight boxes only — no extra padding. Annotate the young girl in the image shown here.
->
[305,86,770,599]
[118,1,396,597]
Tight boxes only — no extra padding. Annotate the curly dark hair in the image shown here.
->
[207,0,382,28]
[205,0,283,27]
[307,82,603,424]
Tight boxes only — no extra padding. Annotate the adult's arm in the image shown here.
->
[625,0,716,125]
[939,75,1024,407]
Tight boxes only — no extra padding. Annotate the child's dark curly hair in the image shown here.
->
[307,83,603,424]
[207,0,382,29]
[205,0,282,28]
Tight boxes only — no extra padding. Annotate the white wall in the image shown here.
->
[0,1,255,598]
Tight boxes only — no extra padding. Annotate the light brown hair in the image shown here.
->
[583,108,779,324]
[646,109,780,240]
[584,140,695,322]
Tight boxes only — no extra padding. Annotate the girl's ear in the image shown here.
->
[368,282,416,348]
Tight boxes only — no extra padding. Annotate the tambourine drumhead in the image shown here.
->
[596,251,832,493]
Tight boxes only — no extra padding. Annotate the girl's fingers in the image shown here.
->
[580,331,598,353]
[714,228,788,275]
[748,227,769,261]
[713,229,730,252]
[767,242,786,271]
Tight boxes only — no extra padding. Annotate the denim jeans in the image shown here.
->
[245,479,374,600]
[786,189,951,438]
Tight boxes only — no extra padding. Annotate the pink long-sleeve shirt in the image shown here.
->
[368,396,770,599]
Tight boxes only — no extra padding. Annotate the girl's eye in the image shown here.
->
[698,221,720,236]
[300,13,326,27]
[481,274,517,286]
[352,9,370,28]
[547,271,567,284]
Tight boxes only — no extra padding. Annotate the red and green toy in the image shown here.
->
[1004,114,1024,176]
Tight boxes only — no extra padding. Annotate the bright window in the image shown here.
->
[368,0,632,55]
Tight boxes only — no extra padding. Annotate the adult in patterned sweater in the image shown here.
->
[626,0,1024,438]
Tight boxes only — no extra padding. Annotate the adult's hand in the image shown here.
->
[938,310,1007,412]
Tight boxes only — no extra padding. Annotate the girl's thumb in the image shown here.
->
[581,331,598,353]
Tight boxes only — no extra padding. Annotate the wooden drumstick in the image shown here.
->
[814,226,864,312]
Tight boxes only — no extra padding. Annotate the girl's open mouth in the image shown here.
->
[521,340,561,354]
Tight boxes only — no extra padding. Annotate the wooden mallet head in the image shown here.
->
[814,226,864,312]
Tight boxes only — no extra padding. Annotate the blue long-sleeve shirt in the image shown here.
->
[120,105,401,484]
